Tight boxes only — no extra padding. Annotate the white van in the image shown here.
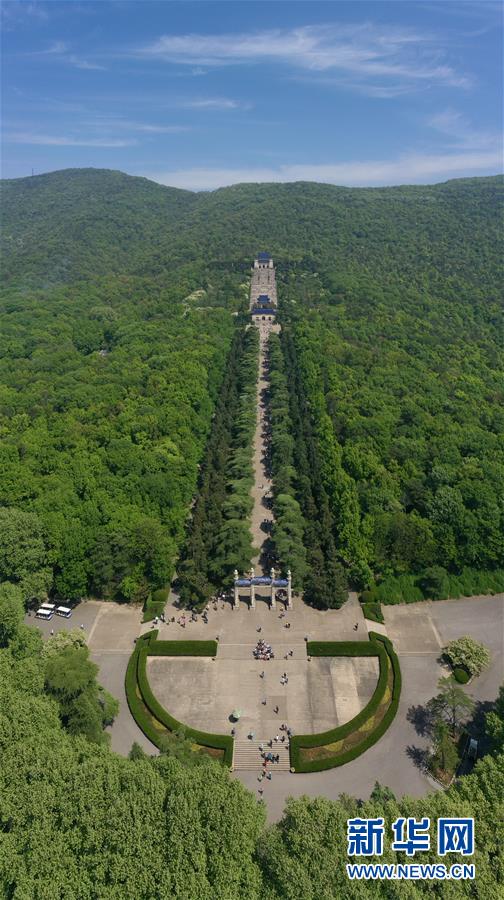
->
[35,608,54,620]
[56,606,72,618]
[40,603,56,612]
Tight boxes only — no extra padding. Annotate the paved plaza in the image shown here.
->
[147,652,379,737]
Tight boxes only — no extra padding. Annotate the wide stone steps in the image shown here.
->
[233,739,291,771]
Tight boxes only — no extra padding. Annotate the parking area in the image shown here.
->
[25,598,101,639]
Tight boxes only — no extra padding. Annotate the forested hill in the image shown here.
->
[1,168,197,285]
[0,169,503,607]
[1,169,502,295]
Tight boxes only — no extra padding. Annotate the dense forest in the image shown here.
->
[268,332,348,607]
[1,167,503,897]
[279,264,504,600]
[1,168,502,607]
[0,256,247,613]
[178,324,258,607]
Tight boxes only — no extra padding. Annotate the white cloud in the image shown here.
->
[127,122,189,133]
[44,40,69,55]
[1,1,49,29]
[6,132,136,147]
[67,55,106,71]
[85,119,189,134]
[183,98,243,110]
[135,23,472,91]
[427,109,500,151]
[28,40,106,70]
[147,150,502,191]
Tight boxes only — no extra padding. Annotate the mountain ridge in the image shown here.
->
[2,168,502,290]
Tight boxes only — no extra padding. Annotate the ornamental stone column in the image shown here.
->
[233,569,239,608]
[287,569,292,609]
[249,567,256,609]
[270,567,276,609]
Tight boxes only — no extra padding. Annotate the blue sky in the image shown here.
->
[2,0,502,189]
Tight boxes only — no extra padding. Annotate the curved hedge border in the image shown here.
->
[290,633,401,772]
[125,634,233,765]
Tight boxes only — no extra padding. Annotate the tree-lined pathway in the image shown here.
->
[249,320,281,575]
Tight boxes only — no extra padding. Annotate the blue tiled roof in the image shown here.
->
[252,308,276,315]
[257,252,271,261]
[234,577,289,587]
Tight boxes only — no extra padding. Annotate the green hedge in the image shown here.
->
[361,602,384,624]
[148,640,218,657]
[365,567,504,606]
[307,640,380,657]
[142,586,171,622]
[142,599,166,623]
[453,667,470,684]
[295,641,387,752]
[136,647,233,764]
[124,648,169,748]
[125,644,233,766]
[290,634,401,772]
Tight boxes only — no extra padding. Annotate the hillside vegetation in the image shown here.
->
[0,167,503,898]
[0,169,502,604]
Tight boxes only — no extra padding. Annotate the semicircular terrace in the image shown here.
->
[146,639,379,739]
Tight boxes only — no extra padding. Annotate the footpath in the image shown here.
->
[250,321,280,574]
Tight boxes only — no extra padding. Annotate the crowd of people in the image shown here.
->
[256,726,293,793]
[253,638,274,660]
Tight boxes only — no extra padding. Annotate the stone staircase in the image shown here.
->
[233,739,291,771]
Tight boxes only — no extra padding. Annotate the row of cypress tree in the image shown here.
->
[177,325,259,607]
[269,329,349,609]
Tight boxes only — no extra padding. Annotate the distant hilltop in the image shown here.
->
[1,168,502,289]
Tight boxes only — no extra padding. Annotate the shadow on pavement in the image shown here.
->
[407,703,435,738]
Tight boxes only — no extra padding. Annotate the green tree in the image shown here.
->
[128,741,148,761]
[44,645,118,744]
[485,684,504,755]
[430,720,459,777]
[428,675,475,738]
[41,628,87,659]
[0,582,25,647]
[420,565,450,600]
[443,636,491,677]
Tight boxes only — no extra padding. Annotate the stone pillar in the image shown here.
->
[287,569,293,609]
[233,570,239,608]
[270,567,276,609]
[249,567,256,609]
